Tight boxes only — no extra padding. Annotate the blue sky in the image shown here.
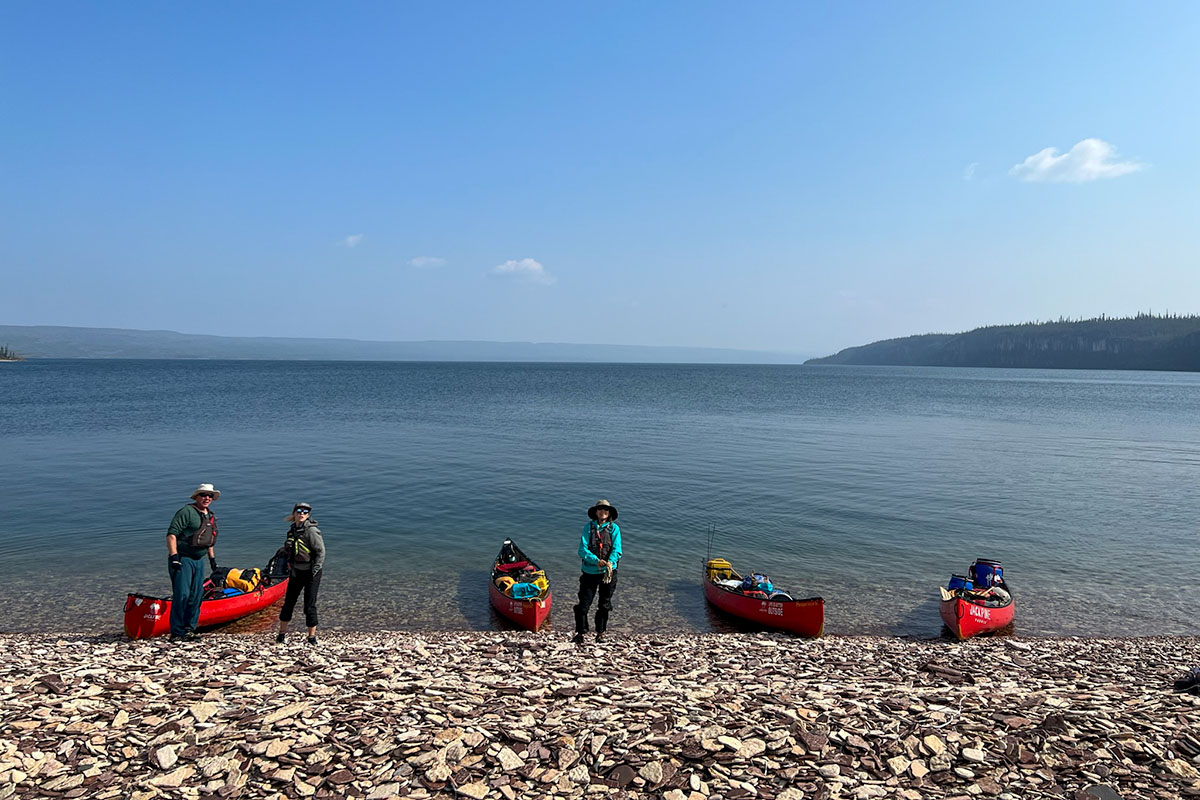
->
[3,2,1198,356]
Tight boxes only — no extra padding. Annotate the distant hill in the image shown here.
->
[0,325,808,364]
[806,314,1200,371]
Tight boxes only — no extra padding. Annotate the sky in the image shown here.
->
[2,2,1199,357]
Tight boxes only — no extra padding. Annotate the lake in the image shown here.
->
[3,359,1198,638]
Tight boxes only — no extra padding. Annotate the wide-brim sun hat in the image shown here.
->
[190,483,220,501]
[285,502,313,523]
[587,499,618,520]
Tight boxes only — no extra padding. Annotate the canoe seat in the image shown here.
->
[496,561,531,573]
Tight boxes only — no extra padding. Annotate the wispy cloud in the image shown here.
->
[341,234,365,248]
[963,162,979,181]
[491,258,555,285]
[1010,138,1143,183]
[409,256,446,269]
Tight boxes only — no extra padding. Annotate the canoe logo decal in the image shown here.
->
[968,605,992,621]
[759,602,784,617]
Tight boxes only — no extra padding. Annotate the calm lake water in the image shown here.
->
[3,359,1198,638]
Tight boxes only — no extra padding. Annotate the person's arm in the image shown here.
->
[609,525,622,568]
[578,525,600,568]
[166,507,191,573]
[309,527,325,573]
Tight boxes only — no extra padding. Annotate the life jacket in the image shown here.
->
[285,521,315,566]
[587,521,615,561]
[188,506,218,549]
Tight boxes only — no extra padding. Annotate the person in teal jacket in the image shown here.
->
[572,499,622,644]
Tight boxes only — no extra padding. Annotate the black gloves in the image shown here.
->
[169,554,182,578]
[209,556,219,573]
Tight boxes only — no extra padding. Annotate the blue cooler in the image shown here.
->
[947,575,973,591]
[970,560,1002,588]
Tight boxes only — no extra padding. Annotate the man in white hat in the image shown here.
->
[573,499,623,644]
[165,483,221,641]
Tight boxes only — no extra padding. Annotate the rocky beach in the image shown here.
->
[2,633,1199,800]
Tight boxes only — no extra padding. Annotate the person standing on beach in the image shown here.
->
[276,502,325,645]
[573,499,622,644]
[165,483,221,641]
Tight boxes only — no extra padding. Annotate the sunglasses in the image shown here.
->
[196,493,215,499]
[294,508,310,514]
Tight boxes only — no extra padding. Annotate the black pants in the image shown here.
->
[279,569,321,628]
[574,571,618,634]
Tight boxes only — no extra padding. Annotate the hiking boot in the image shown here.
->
[571,632,585,645]
[169,634,185,643]
[595,632,606,643]
[307,635,318,645]
[184,630,200,641]
[276,632,286,644]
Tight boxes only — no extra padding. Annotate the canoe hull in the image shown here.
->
[939,592,1015,640]
[488,580,552,632]
[703,577,824,637]
[124,579,289,639]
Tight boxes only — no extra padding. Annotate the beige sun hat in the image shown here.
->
[587,499,618,520]
[190,483,220,501]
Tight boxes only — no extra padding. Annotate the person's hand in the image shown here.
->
[209,556,219,573]
[598,560,609,569]
[168,554,182,578]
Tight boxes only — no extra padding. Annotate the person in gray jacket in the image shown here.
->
[276,502,325,645]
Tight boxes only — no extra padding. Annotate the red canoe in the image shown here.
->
[124,554,289,639]
[939,582,1015,640]
[703,558,824,637]
[489,539,552,632]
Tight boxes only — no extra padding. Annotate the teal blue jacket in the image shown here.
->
[578,521,622,575]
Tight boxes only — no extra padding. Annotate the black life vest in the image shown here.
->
[188,506,218,549]
[587,521,614,561]
[285,522,314,566]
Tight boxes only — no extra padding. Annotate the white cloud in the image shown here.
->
[1009,138,1143,183]
[491,258,555,285]
[341,234,365,248]
[409,256,446,269]
[963,162,979,181]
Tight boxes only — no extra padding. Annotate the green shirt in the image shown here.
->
[167,504,214,558]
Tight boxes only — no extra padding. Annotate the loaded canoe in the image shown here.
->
[703,558,824,637]
[124,550,289,639]
[489,538,552,632]
[939,581,1014,640]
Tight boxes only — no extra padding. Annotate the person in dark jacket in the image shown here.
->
[276,502,325,645]
[165,483,221,641]
[573,499,623,644]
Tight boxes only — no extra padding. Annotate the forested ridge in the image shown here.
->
[806,314,1200,371]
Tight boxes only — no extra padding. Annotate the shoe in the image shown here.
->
[184,630,200,641]
[571,633,585,645]
[595,633,606,643]
[307,635,318,645]
[169,634,184,642]
[276,633,286,644]
[1174,667,1200,692]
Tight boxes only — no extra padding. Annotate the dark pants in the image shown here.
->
[169,555,206,638]
[574,571,618,634]
[280,569,321,628]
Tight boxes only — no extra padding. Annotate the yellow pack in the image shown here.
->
[706,558,734,581]
[225,568,260,593]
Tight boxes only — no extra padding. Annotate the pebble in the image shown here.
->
[2,632,1198,799]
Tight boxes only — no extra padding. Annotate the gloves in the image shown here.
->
[209,556,219,573]
[168,554,182,578]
